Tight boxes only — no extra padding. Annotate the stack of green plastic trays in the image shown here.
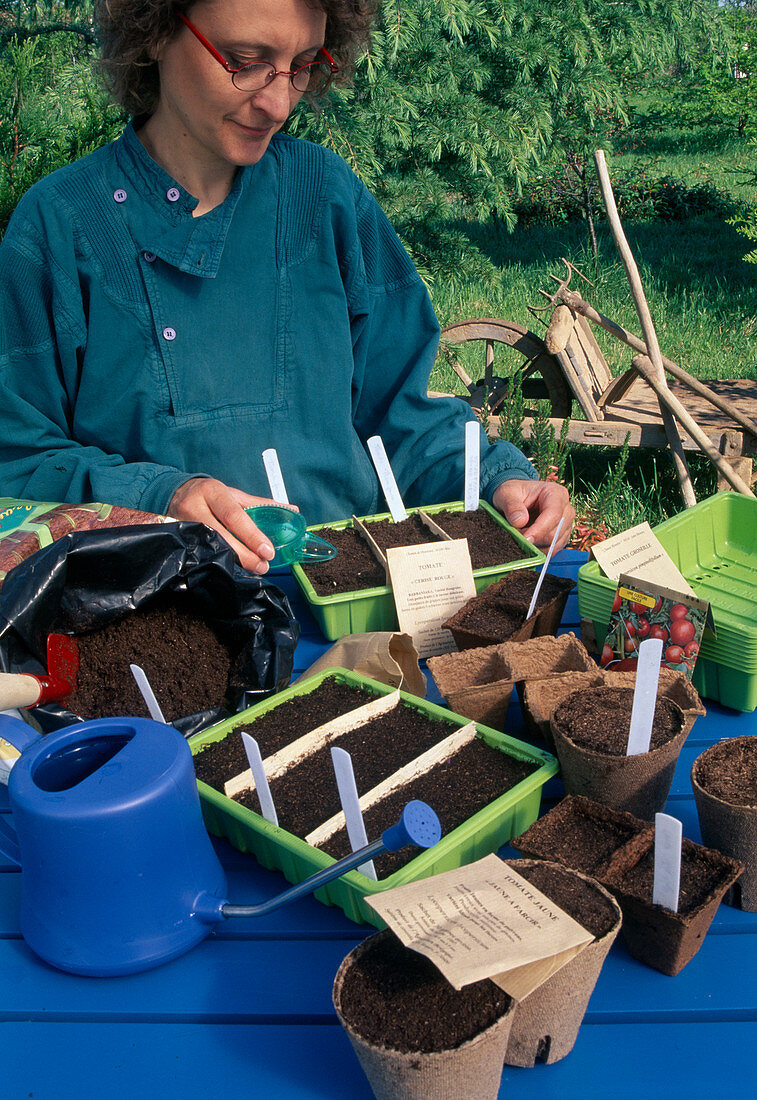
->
[577,492,757,711]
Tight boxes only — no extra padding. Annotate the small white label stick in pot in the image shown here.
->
[525,515,564,620]
[242,733,278,827]
[626,637,664,756]
[331,746,377,880]
[262,448,289,506]
[653,812,682,912]
[367,436,408,523]
[464,421,480,512]
[130,664,167,725]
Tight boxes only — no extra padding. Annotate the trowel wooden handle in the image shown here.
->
[0,674,44,710]
[0,672,71,710]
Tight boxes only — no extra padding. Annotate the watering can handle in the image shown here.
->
[0,714,43,868]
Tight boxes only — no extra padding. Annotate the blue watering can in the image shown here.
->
[0,714,441,977]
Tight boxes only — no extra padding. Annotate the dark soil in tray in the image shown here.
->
[338,931,511,1053]
[514,860,618,938]
[194,681,376,790]
[236,702,465,838]
[612,839,724,915]
[320,738,537,876]
[66,599,236,723]
[695,738,757,808]
[553,687,683,755]
[512,798,648,877]
[302,508,528,596]
[431,509,525,567]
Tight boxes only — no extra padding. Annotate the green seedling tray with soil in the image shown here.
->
[189,668,557,926]
[291,499,545,641]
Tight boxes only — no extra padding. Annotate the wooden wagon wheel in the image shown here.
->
[439,318,572,418]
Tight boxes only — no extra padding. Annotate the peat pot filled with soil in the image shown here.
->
[692,736,757,910]
[550,686,687,819]
[502,860,622,1067]
[333,929,515,1100]
[442,571,575,650]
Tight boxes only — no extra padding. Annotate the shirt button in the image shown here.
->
[143,251,157,263]
[166,187,181,202]
[162,327,177,341]
[113,189,127,203]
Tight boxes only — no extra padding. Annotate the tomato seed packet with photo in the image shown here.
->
[601,574,712,680]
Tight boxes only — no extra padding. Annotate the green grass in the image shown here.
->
[425,116,757,534]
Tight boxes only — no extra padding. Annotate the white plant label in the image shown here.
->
[330,746,376,880]
[130,664,167,725]
[526,516,564,620]
[262,448,289,505]
[242,733,278,827]
[464,421,480,512]
[653,813,682,912]
[367,436,408,522]
[626,637,664,755]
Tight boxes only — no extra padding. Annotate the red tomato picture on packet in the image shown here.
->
[601,583,707,680]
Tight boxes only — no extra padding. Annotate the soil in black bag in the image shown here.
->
[67,598,237,723]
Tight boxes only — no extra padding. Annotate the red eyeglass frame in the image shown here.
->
[175,10,338,91]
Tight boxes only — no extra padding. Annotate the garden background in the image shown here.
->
[2,0,755,539]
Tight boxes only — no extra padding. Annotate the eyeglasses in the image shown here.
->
[176,10,338,94]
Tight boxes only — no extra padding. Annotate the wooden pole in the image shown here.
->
[593,150,697,508]
[631,356,756,497]
[560,289,757,440]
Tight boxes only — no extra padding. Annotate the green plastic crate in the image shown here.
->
[291,500,545,641]
[190,669,558,926]
[579,492,757,710]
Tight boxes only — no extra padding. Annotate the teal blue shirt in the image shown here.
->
[0,125,536,522]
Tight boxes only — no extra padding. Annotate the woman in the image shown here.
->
[0,0,573,573]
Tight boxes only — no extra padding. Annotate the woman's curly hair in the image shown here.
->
[95,0,378,117]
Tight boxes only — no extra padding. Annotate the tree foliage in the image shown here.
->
[287,0,721,269]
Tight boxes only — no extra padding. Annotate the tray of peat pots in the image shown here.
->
[426,632,594,735]
[549,684,693,819]
[511,796,744,976]
[522,660,705,751]
[333,928,515,1100]
[291,500,545,641]
[441,569,575,651]
[190,669,557,925]
[692,736,757,911]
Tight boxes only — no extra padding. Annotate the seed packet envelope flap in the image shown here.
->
[365,854,593,1001]
[591,522,695,594]
[224,689,401,797]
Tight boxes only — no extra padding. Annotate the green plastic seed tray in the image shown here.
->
[578,493,757,710]
[291,500,545,641]
[189,668,558,926]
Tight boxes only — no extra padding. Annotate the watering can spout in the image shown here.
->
[221,801,442,921]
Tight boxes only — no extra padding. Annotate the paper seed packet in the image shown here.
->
[601,573,712,681]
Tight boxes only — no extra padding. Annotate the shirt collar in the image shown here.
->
[110,122,256,277]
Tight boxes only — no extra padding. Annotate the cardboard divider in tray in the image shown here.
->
[306,720,477,849]
[224,688,401,799]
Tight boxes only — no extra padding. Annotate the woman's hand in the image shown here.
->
[167,477,298,574]
[492,479,575,552]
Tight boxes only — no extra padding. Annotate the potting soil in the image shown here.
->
[554,687,683,755]
[194,681,374,790]
[66,600,235,722]
[338,932,511,1053]
[320,737,537,875]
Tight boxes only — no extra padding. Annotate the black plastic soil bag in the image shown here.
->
[0,522,300,737]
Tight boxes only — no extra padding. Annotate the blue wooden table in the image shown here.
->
[1,550,755,1099]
